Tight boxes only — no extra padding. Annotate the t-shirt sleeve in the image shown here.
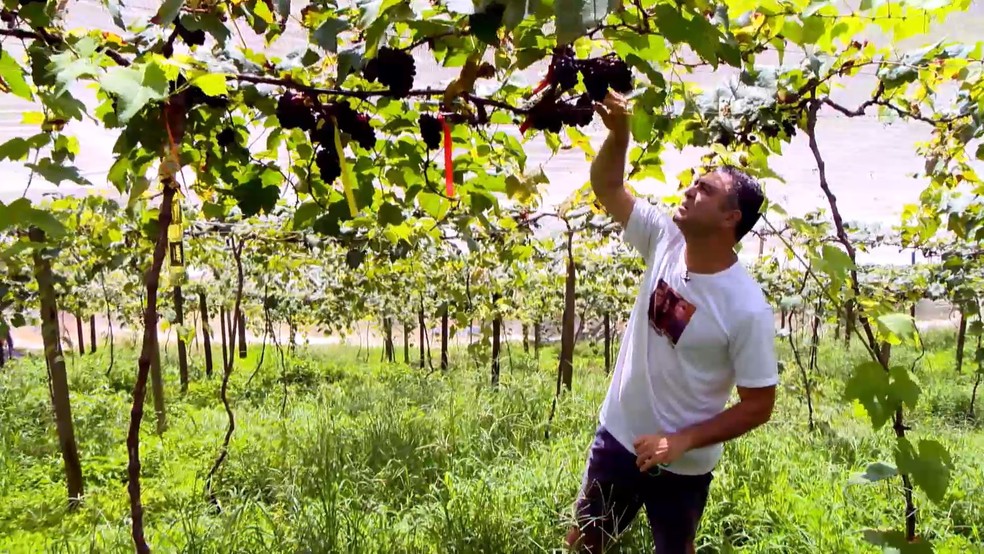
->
[729,307,779,388]
[623,197,668,260]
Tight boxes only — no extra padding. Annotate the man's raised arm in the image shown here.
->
[590,93,635,227]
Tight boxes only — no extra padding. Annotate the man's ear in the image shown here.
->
[724,208,742,232]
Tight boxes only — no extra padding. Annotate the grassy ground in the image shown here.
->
[1,329,982,553]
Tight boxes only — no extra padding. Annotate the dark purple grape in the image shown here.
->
[310,117,335,145]
[363,47,415,97]
[276,92,315,131]
[329,101,376,150]
[419,114,442,150]
[217,128,236,147]
[316,146,341,184]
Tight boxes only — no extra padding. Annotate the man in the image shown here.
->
[566,92,779,553]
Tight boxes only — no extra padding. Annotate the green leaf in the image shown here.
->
[100,63,169,123]
[276,0,291,18]
[192,73,228,96]
[293,201,321,229]
[377,202,405,226]
[471,2,505,46]
[253,0,275,24]
[894,437,954,504]
[848,461,897,485]
[313,18,349,53]
[888,365,920,410]
[202,201,226,220]
[844,361,893,430]
[878,313,917,343]
[107,0,126,28]
[152,0,185,25]
[230,179,279,217]
[630,110,654,143]
[862,529,932,554]
[0,135,50,161]
[555,0,619,44]
[48,51,102,96]
[25,158,91,186]
[128,177,151,210]
[819,243,854,280]
[337,43,366,83]
[0,198,66,238]
[0,50,35,101]
[419,192,449,220]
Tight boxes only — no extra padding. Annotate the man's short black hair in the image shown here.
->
[717,165,765,242]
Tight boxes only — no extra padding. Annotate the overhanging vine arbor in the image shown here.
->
[2,0,984,551]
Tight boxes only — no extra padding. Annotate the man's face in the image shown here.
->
[672,170,741,239]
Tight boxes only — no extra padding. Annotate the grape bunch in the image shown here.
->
[276,92,317,131]
[581,54,633,102]
[303,100,377,183]
[524,93,595,133]
[315,145,341,184]
[549,46,580,91]
[217,128,237,147]
[419,114,443,150]
[328,101,376,150]
[363,47,416,97]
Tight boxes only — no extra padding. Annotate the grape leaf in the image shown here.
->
[377,202,405,226]
[848,461,897,485]
[888,365,920,409]
[231,178,280,217]
[844,361,892,430]
[337,43,366,83]
[0,51,35,101]
[276,0,290,18]
[555,0,619,44]
[878,313,917,343]
[107,0,127,28]
[0,135,49,161]
[152,0,184,25]
[894,437,954,504]
[471,2,505,46]
[313,18,349,53]
[99,63,169,123]
[0,199,67,238]
[293,201,321,230]
[862,529,933,554]
[192,73,228,96]
[25,158,91,187]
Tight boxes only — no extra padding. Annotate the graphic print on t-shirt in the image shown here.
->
[648,278,697,345]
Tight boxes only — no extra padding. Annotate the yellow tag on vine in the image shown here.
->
[331,117,358,217]
[168,223,182,242]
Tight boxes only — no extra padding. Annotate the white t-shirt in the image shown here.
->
[599,198,779,476]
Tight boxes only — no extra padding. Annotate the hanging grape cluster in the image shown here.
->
[522,48,633,133]
[541,48,633,101]
[276,93,377,184]
[525,94,594,133]
[419,114,443,151]
[363,47,416,97]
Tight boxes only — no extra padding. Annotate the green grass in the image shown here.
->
[1,330,982,553]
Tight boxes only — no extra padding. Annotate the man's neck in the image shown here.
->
[683,235,738,275]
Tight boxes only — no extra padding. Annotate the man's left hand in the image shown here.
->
[633,432,695,472]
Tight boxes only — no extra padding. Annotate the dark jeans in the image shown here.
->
[570,426,712,553]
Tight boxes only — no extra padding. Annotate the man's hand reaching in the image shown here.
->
[589,92,635,227]
[593,92,631,142]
